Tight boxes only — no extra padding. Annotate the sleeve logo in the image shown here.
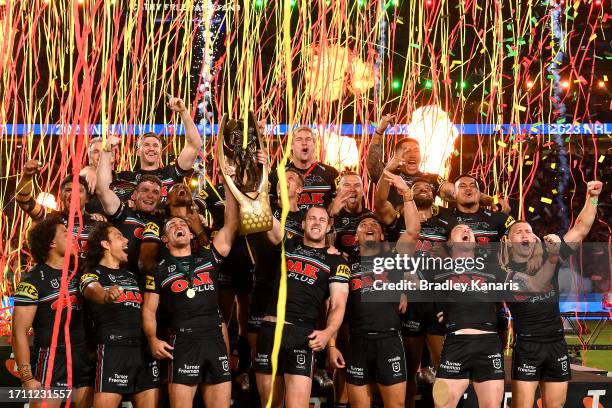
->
[505,215,516,229]
[336,264,351,279]
[144,222,160,237]
[80,273,99,284]
[15,282,38,300]
[198,189,209,200]
[145,275,156,290]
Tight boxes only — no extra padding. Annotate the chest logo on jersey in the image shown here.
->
[115,290,142,307]
[50,279,59,289]
[169,272,214,294]
[297,192,324,206]
[51,294,81,311]
[287,259,319,285]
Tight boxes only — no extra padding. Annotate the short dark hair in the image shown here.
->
[60,175,88,193]
[395,137,419,153]
[285,168,305,187]
[86,222,114,270]
[357,212,384,230]
[27,216,65,264]
[453,174,481,190]
[136,174,163,190]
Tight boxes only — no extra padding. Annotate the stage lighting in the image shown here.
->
[598,80,605,88]
[594,0,601,5]
[392,79,402,91]
[255,0,264,8]
[526,80,534,89]
[424,79,433,89]
[426,0,433,6]
[408,105,457,177]
[460,81,468,89]
[36,192,58,211]
[561,80,570,89]
[324,131,359,171]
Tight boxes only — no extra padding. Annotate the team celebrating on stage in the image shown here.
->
[10,97,603,408]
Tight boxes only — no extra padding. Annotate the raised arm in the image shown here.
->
[366,114,395,181]
[169,97,202,172]
[266,215,284,246]
[374,160,402,225]
[563,180,602,249]
[95,147,121,215]
[212,182,239,257]
[15,160,46,222]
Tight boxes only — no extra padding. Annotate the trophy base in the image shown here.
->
[237,194,273,235]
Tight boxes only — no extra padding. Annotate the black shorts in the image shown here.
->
[437,333,504,381]
[254,321,315,378]
[95,343,160,394]
[345,332,406,386]
[168,333,231,385]
[401,302,444,336]
[32,344,94,388]
[512,337,571,382]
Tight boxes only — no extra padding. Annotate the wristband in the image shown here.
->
[20,376,34,383]
[328,345,336,348]
[374,130,384,136]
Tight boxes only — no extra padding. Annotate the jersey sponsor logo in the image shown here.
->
[296,354,306,366]
[145,275,156,291]
[15,282,38,300]
[115,289,143,306]
[169,272,214,293]
[297,192,325,206]
[51,294,81,310]
[50,279,60,289]
[144,222,160,237]
[392,361,401,373]
[335,264,351,279]
[287,259,320,284]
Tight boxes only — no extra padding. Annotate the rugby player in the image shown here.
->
[269,126,340,211]
[113,96,201,203]
[254,206,350,408]
[141,179,238,408]
[81,223,160,407]
[13,217,93,408]
[502,180,602,408]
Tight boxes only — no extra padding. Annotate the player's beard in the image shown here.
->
[414,197,434,209]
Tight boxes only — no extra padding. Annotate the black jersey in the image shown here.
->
[388,172,442,208]
[388,206,450,251]
[108,203,162,274]
[272,206,304,240]
[267,240,350,329]
[14,264,85,348]
[333,208,372,258]
[429,261,506,332]
[194,182,225,230]
[80,266,143,344]
[115,163,191,204]
[144,246,225,334]
[347,255,401,334]
[506,241,573,340]
[439,207,514,243]
[269,162,340,211]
